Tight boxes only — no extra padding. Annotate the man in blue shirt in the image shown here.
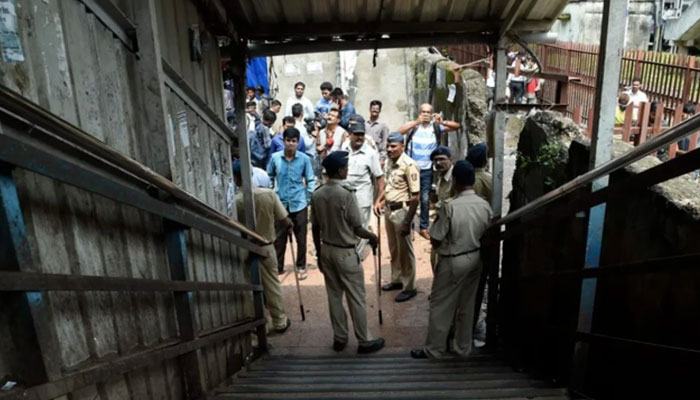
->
[270,116,306,156]
[397,103,460,240]
[250,109,275,169]
[331,87,356,130]
[315,81,334,117]
[267,128,315,279]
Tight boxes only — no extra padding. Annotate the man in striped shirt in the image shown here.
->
[397,104,460,240]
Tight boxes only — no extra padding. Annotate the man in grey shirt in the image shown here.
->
[342,120,385,258]
[365,100,389,165]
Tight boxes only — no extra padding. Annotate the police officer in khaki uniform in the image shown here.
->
[429,146,454,273]
[411,160,493,359]
[311,151,386,354]
[373,132,420,303]
[466,143,493,202]
[233,161,292,334]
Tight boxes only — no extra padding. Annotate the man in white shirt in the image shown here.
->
[284,81,315,120]
[626,77,649,121]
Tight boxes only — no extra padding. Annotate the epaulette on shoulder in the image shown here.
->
[314,184,324,192]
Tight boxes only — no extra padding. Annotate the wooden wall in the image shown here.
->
[0,0,249,398]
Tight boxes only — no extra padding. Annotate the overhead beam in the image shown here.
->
[245,21,497,40]
[247,33,497,57]
[500,0,532,38]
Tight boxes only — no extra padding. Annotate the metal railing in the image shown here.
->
[0,85,267,399]
[483,112,700,397]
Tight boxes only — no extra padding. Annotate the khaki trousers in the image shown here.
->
[424,252,482,358]
[258,244,288,330]
[320,244,373,345]
[384,208,416,291]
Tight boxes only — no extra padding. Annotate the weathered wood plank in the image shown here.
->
[15,171,89,368]
[59,1,104,141]
[25,0,79,125]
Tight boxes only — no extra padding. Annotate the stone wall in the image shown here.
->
[502,110,700,397]
[551,0,656,49]
[271,49,417,130]
[413,49,488,159]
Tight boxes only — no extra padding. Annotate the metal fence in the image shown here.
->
[449,42,700,124]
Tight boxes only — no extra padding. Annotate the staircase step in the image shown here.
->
[211,387,568,399]
[259,356,498,366]
[216,379,553,394]
[240,366,515,378]
[250,360,504,372]
[262,353,497,362]
[233,372,529,385]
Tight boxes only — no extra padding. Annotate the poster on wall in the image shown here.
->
[0,0,25,62]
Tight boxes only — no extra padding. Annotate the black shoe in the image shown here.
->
[274,319,291,334]
[333,340,347,352]
[358,338,385,354]
[410,348,428,359]
[381,282,403,291]
[395,289,418,303]
[278,268,285,275]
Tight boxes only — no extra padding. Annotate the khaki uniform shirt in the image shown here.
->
[473,168,493,202]
[429,190,493,256]
[236,187,287,243]
[341,141,383,208]
[384,152,420,203]
[311,179,364,247]
[435,166,454,208]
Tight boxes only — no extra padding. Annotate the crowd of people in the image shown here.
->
[230,80,494,358]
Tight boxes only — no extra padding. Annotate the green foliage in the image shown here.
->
[517,142,566,188]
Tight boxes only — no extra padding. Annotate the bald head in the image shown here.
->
[419,103,433,124]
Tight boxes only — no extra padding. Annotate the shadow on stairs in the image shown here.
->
[209,351,570,399]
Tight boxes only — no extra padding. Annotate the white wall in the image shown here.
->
[271,48,419,130]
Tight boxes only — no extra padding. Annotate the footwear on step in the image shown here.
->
[381,282,403,291]
[297,268,307,280]
[274,319,291,334]
[278,268,285,275]
[333,340,347,352]
[419,229,431,240]
[410,348,428,359]
[357,338,385,354]
[395,289,418,303]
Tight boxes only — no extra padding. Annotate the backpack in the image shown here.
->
[405,122,442,158]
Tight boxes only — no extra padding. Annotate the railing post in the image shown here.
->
[0,163,61,386]
[485,38,508,347]
[164,220,207,397]
[633,50,644,79]
[572,0,628,393]
[230,44,267,353]
[681,56,695,106]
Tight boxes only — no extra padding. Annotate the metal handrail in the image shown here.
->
[495,113,700,226]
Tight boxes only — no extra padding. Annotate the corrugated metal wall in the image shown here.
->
[0,0,250,398]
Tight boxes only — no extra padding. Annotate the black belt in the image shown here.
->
[323,241,355,249]
[442,248,480,258]
[386,201,408,211]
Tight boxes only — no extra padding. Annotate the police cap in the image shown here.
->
[348,121,366,134]
[322,151,350,174]
[430,146,452,160]
[453,160,476,186]
[466,143,488,168]
[387,131,404,144]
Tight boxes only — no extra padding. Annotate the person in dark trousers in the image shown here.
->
[397,103,460,240]
[267,128,315,279]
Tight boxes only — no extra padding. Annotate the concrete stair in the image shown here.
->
[211,353,569,399]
